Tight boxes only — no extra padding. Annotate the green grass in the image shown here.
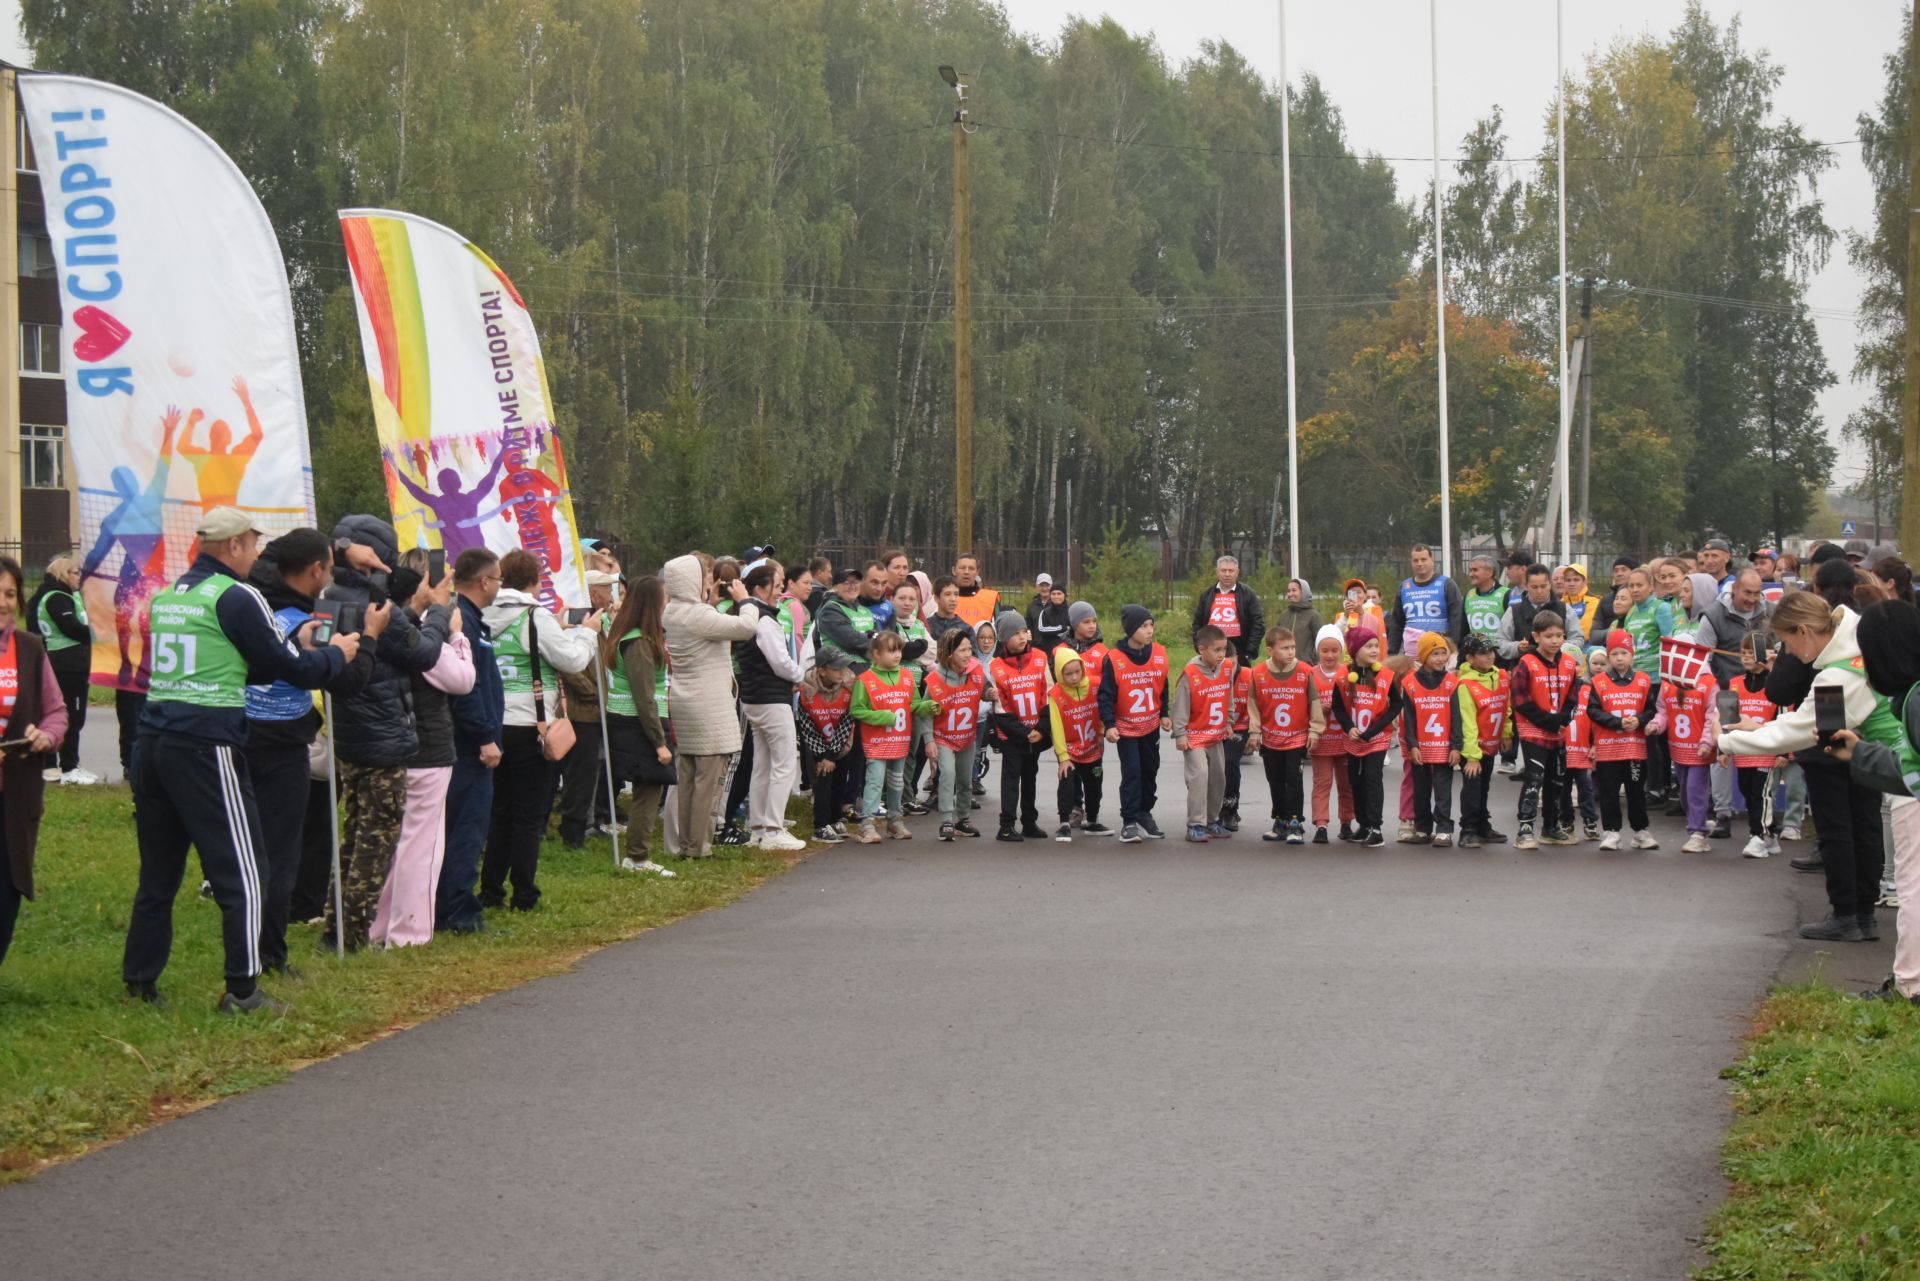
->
[0,785,798,1183]
[1701,983,1920,1280]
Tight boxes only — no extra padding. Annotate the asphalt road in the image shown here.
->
[1,754,1867,1281]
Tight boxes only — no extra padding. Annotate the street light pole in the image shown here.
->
[942,66,974,554]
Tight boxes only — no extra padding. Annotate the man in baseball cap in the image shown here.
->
[1699,537,1733,588]
[1844,539,1871,564]
[196,504,265,543]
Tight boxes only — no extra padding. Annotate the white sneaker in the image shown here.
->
[1766,834,1781,857]
[758,829,807,852]
[1741,835,1770,859]
[61,767,103,786]
[1682,832,1712,854]
[1779,826,1803,842]
[620,857,677,877]
[41,766,62,783]
[1597,831,1621,851]
[1632,830,1661,850]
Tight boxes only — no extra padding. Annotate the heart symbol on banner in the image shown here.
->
[72,305,132,363]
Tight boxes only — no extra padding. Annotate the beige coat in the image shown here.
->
[662,553,758,755]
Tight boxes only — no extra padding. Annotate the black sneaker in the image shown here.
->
[1021,823,1048,840]
[902,799,930,817]
[1363,827,1385,848]
[1338,822,1361,843]
[1858,913,1880,942]
[1054,824,1072,843]
[1139,817,1167,840]
[717,823,752,846]
[1479,829,1509,845]
[1311,826,1329,844]
[996,826,1023,843]
[1081,821,1115,837]
[1709,817,1732,840]
[953,819,982,838]
[1458,832,1482,849]
[1262,822,1285,843]
[1790,855,1824,873]
[1859,976,1920,1005]
[938,822,955,842]
[218,989,290,1017]
[1797,916,1867,942]
[1220,806,1241,833]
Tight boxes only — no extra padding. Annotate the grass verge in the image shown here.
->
[1701,983,1920,1280]
[0,784,799,1184]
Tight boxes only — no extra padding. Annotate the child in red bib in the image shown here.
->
[1306,624,1356,842]
[1173,625,1236,841]
[1730,633,1783,858]
[1454,634,1512,846]
[1510,609,1582,850]
[1098,604,1171,842]
[1585,629,1659,850]
[1332,626,1401,847]
[848,631,936,843]
[1647,662,1720,852]
[1047,646,1109,841]
[988,613,1052,841]
[1248,625,1314,843]
[1400,632,1461,845]
[923,629,987,841]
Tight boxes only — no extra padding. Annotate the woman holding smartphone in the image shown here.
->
[0,553,70,970]
[1719,591,1885,944]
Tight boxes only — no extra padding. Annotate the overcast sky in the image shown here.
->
[2,0,1897,483]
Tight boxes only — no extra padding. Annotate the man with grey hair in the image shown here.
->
[1192,554,1264,667]
[1691,567,1770,838]
[1700,537,1734,591]
[1461,555,1507,651]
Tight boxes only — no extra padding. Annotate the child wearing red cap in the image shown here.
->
[1587,629,1660,850]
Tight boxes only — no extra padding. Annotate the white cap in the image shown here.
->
[584,570,618,588]
[1035,572,1053,587]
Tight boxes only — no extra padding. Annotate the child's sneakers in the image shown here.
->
[1138,817,1167,840]
[953,819,981,838]
[856,820,885,845]
[1396,822,1417,843]
[1681,832,1713,854]
[1312,825,1329,844]
[1119,823,1144,844]
[1632,830,1661,850]
[938,822,956,842]
[1363,827,1385,848]
[1741,835,1770,859]
[1338,822,1360,843]
[1082,820,1115,837]
[887,820,913,840]
[1206,821,1231,840]
[995,825,1023,843]
[1186,824,1211,843]
[1286,819,1306,845]
[1220,804,1241,832]
[814,825,846,844]
[1263,820,1286,843]
[1515,823,1539,851]
[1538,828,1576,846]
[1055,824,1073,843]
[1584,823,1601,842]
[1766,833,1782,857]
[1596,830,1622,851]
[1431,832,1453,848]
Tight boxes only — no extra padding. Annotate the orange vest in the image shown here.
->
[1308,664,1349,756]
[1590,670,1650,762]
[1565,700,1594,770]
[989,648,1050,730]
[856,670,915,760]
[1401,671,1459,764]
[1516,652,1579,746]
[1251,663,1312,751]
[1108,644,1169,737]
[923,664,985,751]
[1341,667,1396,757]
[1461,669,1510,755]
[1662,676,1718,767]
[953,587,1000,630]
[1731,678,1782,770]
[1048,682,1104,764]
[1206,589,1243,638]
[1182,658,1236,748]
[799,684,851,745]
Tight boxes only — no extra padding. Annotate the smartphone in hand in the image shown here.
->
[1813,685,1845,749]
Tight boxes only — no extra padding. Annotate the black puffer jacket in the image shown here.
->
[403,605,459,769]
[323,566,451,769]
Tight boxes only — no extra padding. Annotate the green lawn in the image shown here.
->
[1702,984,1920,1280]
[0,784,799,1183]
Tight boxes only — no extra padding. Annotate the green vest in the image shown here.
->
[37,587,84,652]
[494,609,535,695]
[146,573,250,708]
[1462,587,1505,642]
[1623,601,1667,677]
[655,665,670,720]
[602,618,641,718]
[818,599,876,661]
[776,599,801,647]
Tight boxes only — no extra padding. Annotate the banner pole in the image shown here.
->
[323,691,344,961]
[1430,0,1453,577]
[596,650,621,868]
[1278,0,1302,578]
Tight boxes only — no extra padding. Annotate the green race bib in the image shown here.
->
[146,573,251,708]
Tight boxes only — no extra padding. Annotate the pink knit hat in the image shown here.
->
[1345,626,1379,660]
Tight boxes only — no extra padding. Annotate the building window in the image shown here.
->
[21,424,64,489]
[15,111,34,173]
[17,226,54,279]
[20,322,61,375]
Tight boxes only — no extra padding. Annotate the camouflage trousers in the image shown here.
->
[327,762,408,951]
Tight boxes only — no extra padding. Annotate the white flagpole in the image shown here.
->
[1555,0,1572,561]
[1430,0,1453,577]
[1279,0,1302,579]
[323,692,344,960]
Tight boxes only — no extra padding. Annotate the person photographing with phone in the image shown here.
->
[123,507,359,1013]
[0,554,69,972]
[1718,591,1886,944]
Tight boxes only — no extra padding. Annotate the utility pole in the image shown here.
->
[942,66,974,553]
[1904,0,1920,554]
[1577,274,1594,560]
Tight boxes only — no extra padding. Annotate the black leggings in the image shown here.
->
[1345,752,1385,830]
[1593,758,1649,833]
[1737,766,1779,838]
[1057,762,1104,823]
[1801,759,1885,919]
[52,656,88,773]
[999,744,1040,828]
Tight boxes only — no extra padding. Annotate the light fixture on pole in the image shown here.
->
[942,65,974,553]
[1277,0,1302,579]
[1430,0,1453,577]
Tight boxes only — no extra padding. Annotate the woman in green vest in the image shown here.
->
[25,554,94,784]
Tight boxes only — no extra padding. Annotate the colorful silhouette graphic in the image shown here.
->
[179,376,266,511]
[81,405,180,686]
[391,444,510,559]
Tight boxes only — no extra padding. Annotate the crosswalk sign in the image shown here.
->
[1841,520,1858,537]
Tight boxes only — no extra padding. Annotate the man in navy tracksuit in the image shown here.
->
[435,548,504,934]
[123,508,358,1013]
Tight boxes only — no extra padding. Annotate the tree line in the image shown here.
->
[22,0,1857,569]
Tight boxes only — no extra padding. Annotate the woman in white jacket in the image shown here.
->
[479,549,599,910]
[1719,592,1886,942]
[662,553,756,857]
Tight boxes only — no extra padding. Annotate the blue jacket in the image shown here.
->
[141,553,345,747]
[449,592,503,758]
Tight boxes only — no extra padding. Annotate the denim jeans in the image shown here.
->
[1117,732,1161,824]
[861,757,906,820]
[437,755,494,932]
[936,744,978,824]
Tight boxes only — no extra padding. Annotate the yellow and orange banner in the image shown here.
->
[339,209,586,610]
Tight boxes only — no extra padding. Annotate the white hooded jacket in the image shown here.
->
[662,553,759,755]
[482,587,597,727]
